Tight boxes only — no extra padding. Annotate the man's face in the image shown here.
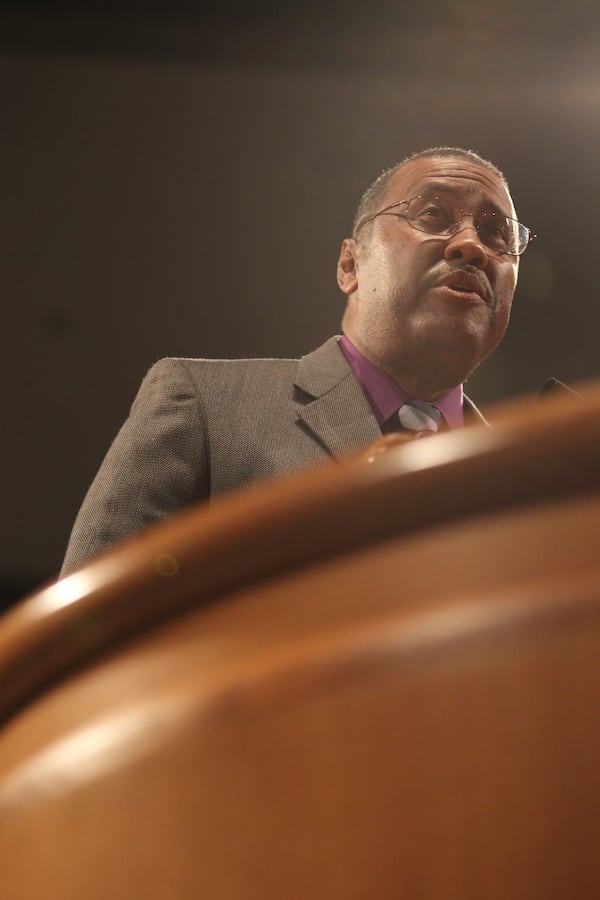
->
[338,156,520,394]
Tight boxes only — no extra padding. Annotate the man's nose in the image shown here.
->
[443,219,490,269]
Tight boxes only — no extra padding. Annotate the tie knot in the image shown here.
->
[397,401,443,434]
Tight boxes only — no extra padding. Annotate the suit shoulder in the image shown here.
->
[148,354,299,383]
[136,355,300,409]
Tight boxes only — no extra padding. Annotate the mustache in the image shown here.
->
[425,262,494,306]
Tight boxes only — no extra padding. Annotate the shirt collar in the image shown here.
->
[338,334,464,429]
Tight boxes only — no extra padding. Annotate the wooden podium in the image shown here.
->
[0,386,599,899]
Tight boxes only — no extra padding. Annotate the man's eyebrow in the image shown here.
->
[418,182,510,217]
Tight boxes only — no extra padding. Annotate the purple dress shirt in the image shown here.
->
[338,335,464,430]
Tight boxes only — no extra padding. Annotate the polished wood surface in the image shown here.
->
[1,381,600,726]
[0,494,599,898]
[0,383,599,898]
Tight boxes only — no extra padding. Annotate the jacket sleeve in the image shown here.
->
[61,358,209,575]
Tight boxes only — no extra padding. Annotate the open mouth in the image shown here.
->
[441,282,484,300]
[436,272,487,301]
[429,265,491,305]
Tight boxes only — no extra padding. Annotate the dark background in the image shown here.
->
[2,0,599,607]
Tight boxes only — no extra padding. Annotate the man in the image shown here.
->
[61,146,533,573]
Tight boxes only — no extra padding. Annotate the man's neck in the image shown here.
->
[338,335,464,429]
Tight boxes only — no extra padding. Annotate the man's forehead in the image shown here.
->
[387,156,515,215]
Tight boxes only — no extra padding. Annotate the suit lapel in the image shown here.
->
[293,337,381,457]
[293,337,489,457]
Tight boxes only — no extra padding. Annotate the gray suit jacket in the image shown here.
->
[62,336,485,573]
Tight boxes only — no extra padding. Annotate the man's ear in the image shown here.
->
[336,239,359,296]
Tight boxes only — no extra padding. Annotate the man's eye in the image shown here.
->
[484,223,503,236]
[480,217,508,240]
[422,204,443,218]
[413,201,453,230]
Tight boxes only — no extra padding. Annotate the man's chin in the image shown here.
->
[419,326,503,385]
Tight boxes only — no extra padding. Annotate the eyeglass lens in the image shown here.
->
[406,196,527,255]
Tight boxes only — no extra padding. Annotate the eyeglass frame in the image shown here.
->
[354,194,537,257]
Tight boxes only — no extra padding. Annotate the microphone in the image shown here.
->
[537,377,583,401]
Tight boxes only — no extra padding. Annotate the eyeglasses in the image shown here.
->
[355,194,536,257]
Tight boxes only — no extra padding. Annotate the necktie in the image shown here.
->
[397,401,444,435]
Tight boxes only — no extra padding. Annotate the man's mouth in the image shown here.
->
[434,270,490,303]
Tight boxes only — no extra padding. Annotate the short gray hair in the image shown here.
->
[352,147,508,238]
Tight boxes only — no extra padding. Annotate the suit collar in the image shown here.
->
[293,336,489,457]
[294,337,381,456]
